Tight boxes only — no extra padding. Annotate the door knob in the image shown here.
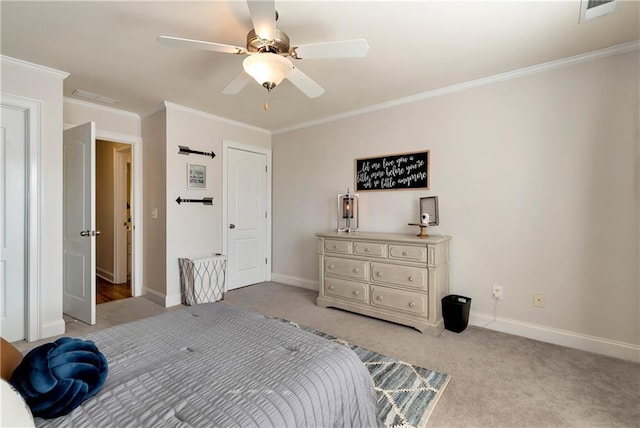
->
[80,230,90,237]
[229,224,236,229]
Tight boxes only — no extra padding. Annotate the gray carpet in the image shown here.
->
[16,282,640,427]
[281,318,451,428]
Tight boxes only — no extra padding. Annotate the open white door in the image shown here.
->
[226,148,267,290]
[63,122,96,325]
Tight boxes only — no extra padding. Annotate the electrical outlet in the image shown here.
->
[533,292,545,308]
[492,285,503,300]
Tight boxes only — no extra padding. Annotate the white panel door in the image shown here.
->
[63,122,96,325]
[227,148,267,290]
[0,106,26,341]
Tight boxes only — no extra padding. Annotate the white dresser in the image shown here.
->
[316,231,451,335]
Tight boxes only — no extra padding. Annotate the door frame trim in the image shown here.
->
[222,140,272,289]
[1,93,42,341]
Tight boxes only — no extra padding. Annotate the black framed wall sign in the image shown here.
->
[355,150,430,191]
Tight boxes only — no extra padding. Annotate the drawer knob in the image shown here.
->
[353,268,360,273]
[364,248,370,253]
[333,245,338,249]
[328,285,335,290]
[408,276,414,282]
[376,272,383,277]
[376,295,383,301]
[409,301,416,308]
[402,251,408,256]
[353,290,360,296]
[328,264,335,269]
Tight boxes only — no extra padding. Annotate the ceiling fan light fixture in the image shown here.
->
[243,53,293,91]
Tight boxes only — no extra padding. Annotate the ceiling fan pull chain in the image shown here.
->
[264,92,269,111]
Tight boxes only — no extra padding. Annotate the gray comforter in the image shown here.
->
[36,303,380,427]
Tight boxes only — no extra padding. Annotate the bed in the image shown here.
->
[28,303,380,427]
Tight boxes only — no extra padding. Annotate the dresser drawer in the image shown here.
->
[389,244,427,263]
[371,286,427,316]
[325,257,369,281]
[354,241,387,258]
[324,278,368,303]
[324,239,352,254]
[371,262,427,290]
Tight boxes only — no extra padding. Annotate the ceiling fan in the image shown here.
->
[157,0,369,104]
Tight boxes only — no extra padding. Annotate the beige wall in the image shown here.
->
[141,103,270,305]
[96,141,116,280]
[272,51,639,353]
[141,109,167,300]
[1,57,67,338]
[95,140,130,281]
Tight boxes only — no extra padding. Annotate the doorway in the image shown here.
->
[63,122,142,326]
[95,140,132,304]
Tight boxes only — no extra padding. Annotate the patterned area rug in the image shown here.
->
[281,320,451,428]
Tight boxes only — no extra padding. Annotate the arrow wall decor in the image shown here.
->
[176,197,214,205]
[178,145,216,159]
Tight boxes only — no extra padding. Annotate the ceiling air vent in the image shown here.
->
[72,89,119,105]
[580,0,618,23]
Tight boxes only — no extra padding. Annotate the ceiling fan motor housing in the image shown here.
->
[246,28,290,54]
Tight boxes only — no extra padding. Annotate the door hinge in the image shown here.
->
[265,258,268,264]
[265,211,267,218]
[265,165,267,173]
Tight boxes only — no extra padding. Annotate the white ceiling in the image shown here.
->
[1,1,638,132]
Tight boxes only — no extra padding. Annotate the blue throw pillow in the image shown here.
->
[10,337,108,419]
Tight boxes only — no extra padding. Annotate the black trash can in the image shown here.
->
[442,295,472,333]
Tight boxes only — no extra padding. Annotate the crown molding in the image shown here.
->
[140,101,167,119]
[273,40,640,135]
[0,55,69,79]
[160,101,270,135]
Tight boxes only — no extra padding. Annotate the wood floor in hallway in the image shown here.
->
[96,276,131,304]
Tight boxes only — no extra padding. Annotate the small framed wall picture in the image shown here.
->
[419,196,439,226]
[187,163,206,189]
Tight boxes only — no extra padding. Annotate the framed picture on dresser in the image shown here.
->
[419,196,439,226]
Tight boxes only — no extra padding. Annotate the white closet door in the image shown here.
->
[0,106,26,341]
[226,148,267,290]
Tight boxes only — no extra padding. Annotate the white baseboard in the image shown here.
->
[271,273,639,363]
[470,312,640,363]
[165,293,182,308]
[271,273,318,291]
[96,268,114,283]
[41,318,65,339]
[142,287,182,308]
[142,287,165,306]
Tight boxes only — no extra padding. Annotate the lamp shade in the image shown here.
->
[243,53,293,88]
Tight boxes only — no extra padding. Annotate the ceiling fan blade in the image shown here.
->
[157,36,246,55]
[222,72,252,95]
[247,0,276,41]
[291,39,369,59]
[287,67,324,99]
